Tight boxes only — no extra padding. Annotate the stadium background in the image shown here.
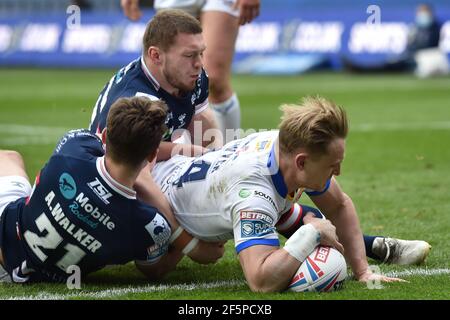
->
[0,0,449,300]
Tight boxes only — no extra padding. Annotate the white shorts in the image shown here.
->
[154,0,239,18]
[0,176,32,218]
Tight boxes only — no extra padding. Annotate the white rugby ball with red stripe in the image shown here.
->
[288,245,347,292]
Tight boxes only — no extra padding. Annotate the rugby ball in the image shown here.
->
[288,246,347,292]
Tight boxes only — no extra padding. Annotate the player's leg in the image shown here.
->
[0,150,31,274]
[0,150,29,179]
[200,9,241,143]
[365,235,431,265]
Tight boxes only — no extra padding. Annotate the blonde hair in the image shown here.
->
[278,96,348,156]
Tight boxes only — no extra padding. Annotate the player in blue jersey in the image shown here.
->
[121,0,261,140]
[0,97,220,284]
[90,9,220,161]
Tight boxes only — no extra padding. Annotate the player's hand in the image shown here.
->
[171,143,210,157]
[306,218,345,255]
[233,0,260,25]
[187,240,226,264]
[357,270,408,283]
[121,0,142,21]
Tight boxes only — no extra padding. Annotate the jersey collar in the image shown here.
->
[140,56,160,91]
[96,157,137,199]
[267,141,288,198]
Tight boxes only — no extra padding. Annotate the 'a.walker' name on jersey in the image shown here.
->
[44,191,103,254]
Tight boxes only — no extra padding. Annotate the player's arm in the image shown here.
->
[156,141,209,161]
[188,107,222,149]
[276,203,325,238]
[135,246,184,281]
[53,129,104,159]
[238,218,342,292]
[233,0,260,25]
[310,177,404,283]
[135,238,224,281]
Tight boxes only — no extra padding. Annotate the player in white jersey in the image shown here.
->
[154,130,291,245]
[152,96,412,292]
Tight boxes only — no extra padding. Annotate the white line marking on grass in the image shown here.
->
[385,268,450,278]
[4,268,450,300]
[0,124,69,136]
[352,121,450,132]
[4,279,246,300]
[0,137,61,146]
[0,124,70,146]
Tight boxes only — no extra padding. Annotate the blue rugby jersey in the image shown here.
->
[0,129,171,283]
[89,56,209,141]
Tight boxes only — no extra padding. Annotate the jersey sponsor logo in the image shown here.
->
[74,192,115,231]
[237,189,277,209]
[59,173,77,200]
[145,214,171,247]
[240,211,275,238]
[68,201,99,229]
[253,191,277,210]
[87,178,113,204]
[239,188,251,198]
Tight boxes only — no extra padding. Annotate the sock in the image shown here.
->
[210,93,241,143]
[364,235,384,260]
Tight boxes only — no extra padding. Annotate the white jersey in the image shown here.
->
[153,130,317,254]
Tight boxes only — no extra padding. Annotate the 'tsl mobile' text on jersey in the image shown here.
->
[89,56,209,141]
[152,131,330,255]
[0,130,171,283]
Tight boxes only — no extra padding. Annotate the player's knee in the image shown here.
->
[0,150,22,161]
[0,150,24,165]
[0,150,28,179]
[206,68,231,98]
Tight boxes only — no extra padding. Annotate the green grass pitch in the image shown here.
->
[0,69,449,300]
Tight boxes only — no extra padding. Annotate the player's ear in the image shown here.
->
[101,128,107,144]
[148,46,162,65]
[147,148,158,164]
[295,153,307,171]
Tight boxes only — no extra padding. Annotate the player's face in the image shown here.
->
[162,33,206,93]
[302,138,345,191]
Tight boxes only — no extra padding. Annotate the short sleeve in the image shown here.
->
[53,129,104,160]
[133,203,172,263]
[230,183,280,254]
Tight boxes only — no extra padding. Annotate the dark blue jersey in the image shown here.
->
[0,129,171,283]
[89,56,209,141]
